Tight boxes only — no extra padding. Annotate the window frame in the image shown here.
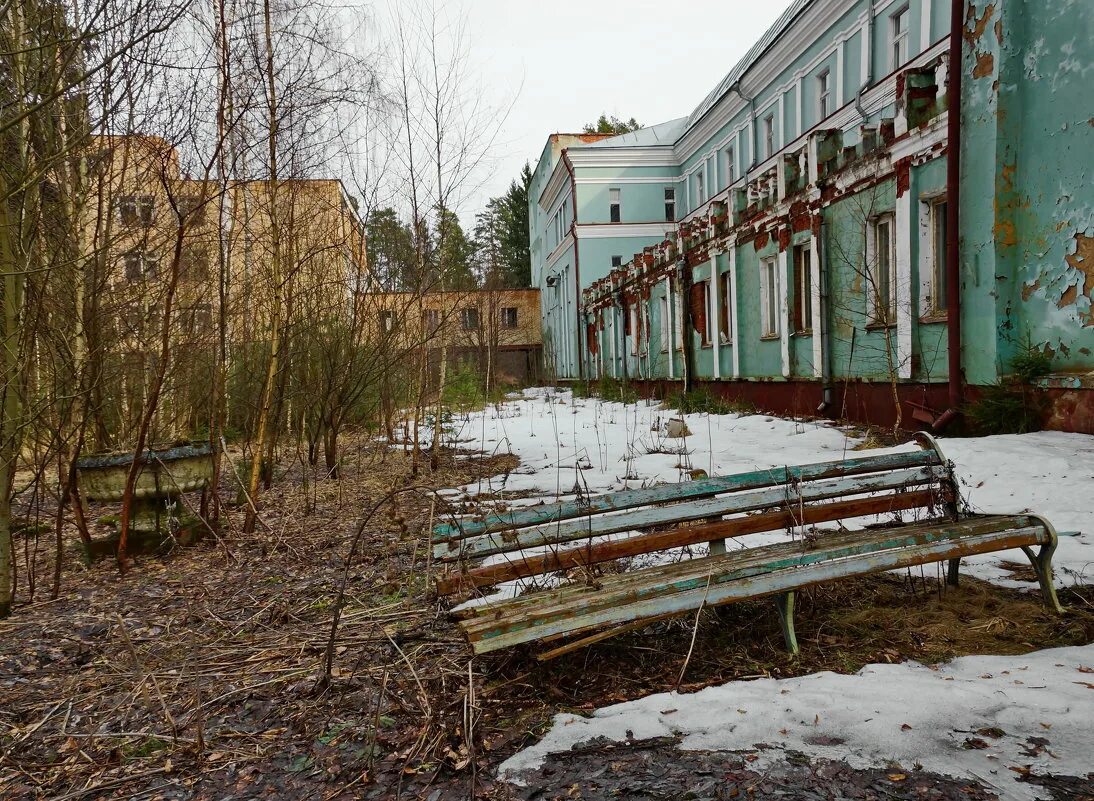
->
[868,213,897,325]
[697,279,712,347]
[609,188,621,223]
[724,146,736,187]
[500,306,519,329]
[763,115,775,160]
[718,270,733,345]
[928,197,950,317]
[759,256,781,339]
[817,69,831,121]
[792,243,813,334]
[890,5,910,71]
[664,187,676,222]
[461,306,480,331]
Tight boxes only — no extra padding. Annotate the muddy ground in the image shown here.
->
[1,442,1092,800]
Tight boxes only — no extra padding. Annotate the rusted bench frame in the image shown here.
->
[434,434,1063,657]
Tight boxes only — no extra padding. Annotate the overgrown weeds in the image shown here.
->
[663,387,755,416]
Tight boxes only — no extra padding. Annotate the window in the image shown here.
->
[817,70,831,120]
[500,307,518,329]
[718,271,732,344]
[695,280,712,346]
[763,115,775,160]
[696,168,706,206]
[890,6,910,70]
[629,304,639,355]
[659,294,670,353]
[461,307,479,330]
[664,187,676,222]
[380,309,396,332]
[724,146,736,187]
[123,250,158,281]
[929,198,950,314]
[609,188,621,223]
[869,214,897,324]
[116,195,154,226]
[760,256,781,338]
[793,244,813,333]
[181,246,209,281]
[177,195,206,225]
[422,308,440,334]
[611,255,623,269]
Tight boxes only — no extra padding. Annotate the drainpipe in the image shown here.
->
[817,221,834,412]
[854,4,876,122]
[934,0,964,430]
[562,149,583,380]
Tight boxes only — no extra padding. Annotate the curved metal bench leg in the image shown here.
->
[947,558,961,586]
[775,591,799,655]
[1020,544,1064,614]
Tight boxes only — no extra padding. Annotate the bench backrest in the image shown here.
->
[434,433,959,595]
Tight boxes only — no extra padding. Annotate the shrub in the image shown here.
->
[965,343,1053,435]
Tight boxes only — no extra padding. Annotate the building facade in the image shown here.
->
[373,288,543,388]
[530,0,1093,432]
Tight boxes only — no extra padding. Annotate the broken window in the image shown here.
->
[609,188,621,223]
[869,214,897,324]
[793,243,813,333]
[760,256,781,338]
[461,307,479,330]
[123,250,158,281]
[718,271,732,344]
[690,280,711,346]
[664,187,676,222]
[890,6,910,71]
[380,309,396,333]
[817,69,831,120]
[422,308,440,334]
[500,307,518,329]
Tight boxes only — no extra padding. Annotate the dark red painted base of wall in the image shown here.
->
[610,378,1094,435]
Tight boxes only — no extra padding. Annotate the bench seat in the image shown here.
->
[459,513,1060,655]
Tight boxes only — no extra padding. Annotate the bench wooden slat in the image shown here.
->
[436,488,941,595]
[462,515,1046,653]
[432,449,940,542]
[435,465,948,562]
[459,514,1029,627]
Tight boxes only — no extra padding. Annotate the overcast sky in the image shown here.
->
[455,0,796,220]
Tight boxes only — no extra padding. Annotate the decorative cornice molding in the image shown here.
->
[576,223,676,240]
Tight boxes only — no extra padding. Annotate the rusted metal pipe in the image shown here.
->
[939,0,964,425]
[562,149,584,380]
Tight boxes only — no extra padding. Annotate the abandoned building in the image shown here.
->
[530,0,1093,432]
[372,288,543,388]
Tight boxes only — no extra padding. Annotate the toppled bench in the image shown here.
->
[433,434,1063,658]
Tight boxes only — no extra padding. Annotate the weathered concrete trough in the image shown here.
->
[75,442,214,558]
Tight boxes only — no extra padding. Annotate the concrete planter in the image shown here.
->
[75,442,214,558]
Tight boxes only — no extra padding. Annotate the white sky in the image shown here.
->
[458,0,796,221]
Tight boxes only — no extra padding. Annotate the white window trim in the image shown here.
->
[817,69,831,121]
[795,243,814,333]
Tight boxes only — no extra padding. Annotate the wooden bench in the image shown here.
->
[433,434,1063,658]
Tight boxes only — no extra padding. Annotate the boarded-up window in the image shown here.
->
[689,281,710,345]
